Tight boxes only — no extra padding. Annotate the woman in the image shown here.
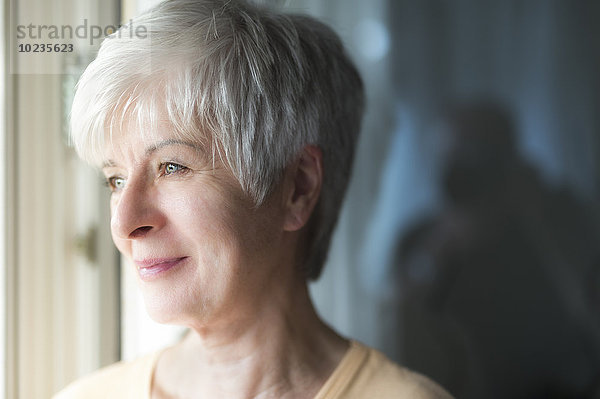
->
[55,0,452,397]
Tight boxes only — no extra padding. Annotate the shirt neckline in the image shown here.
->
[313,340,368,399]
[145,340,367,399]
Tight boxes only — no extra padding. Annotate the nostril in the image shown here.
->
[129,226,152,239]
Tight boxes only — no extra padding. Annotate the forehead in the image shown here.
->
[101,115,210,166]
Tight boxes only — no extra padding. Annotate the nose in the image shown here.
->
[110,175,163,240]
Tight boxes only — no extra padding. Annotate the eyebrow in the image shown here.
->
[101,139,205,169]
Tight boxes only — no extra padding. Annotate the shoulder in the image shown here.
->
[323,340,453,399]
[52,351,160,399]
[360,344,453,398]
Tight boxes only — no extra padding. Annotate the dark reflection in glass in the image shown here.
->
[397,102,600,399]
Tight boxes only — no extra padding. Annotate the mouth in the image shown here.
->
[134,257,188,281]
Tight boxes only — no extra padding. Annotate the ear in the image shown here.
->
[283,145,323,232]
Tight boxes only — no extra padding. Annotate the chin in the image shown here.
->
[141,284,207,326]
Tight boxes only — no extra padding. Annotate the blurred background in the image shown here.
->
[2,0,600,398]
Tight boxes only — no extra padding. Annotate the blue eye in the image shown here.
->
[106,176,125,192]
[163,162,187,175]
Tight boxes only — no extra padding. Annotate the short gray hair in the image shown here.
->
[70,0,365,280]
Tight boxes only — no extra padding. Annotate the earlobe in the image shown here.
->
[283,145,323,232]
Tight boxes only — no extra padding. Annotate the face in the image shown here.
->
[101,120,288,327]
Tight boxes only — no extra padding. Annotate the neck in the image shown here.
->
[153,279,348,399]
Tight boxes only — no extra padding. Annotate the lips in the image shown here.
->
[134,257,188,281]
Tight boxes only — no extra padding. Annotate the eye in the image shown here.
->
[105,176,126,192]
[161,162,187,175]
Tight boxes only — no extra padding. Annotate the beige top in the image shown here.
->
[54,341,453,399]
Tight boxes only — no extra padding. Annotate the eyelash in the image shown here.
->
[103,162,189,193]
[159,162,188,177]
[103,176,123,192]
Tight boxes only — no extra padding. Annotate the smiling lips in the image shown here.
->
[134,257,188,281]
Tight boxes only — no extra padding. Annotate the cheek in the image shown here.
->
[172,193,243,248]
[166,183,268,262]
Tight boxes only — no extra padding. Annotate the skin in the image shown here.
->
[101,120,349,398]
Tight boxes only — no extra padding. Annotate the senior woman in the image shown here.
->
[55,0,452,398]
